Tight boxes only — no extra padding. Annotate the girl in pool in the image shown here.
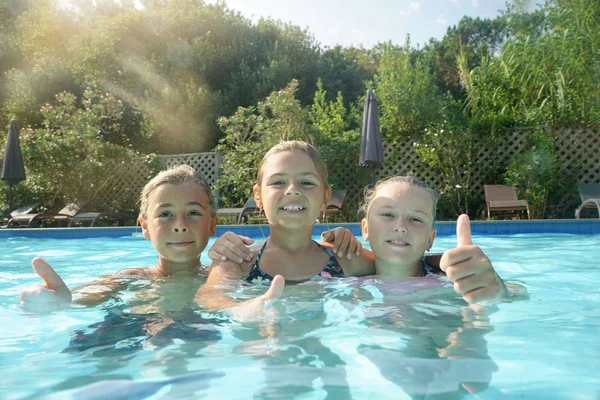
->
[332,175,523,303]
[196,140,376,315]
[20,165,220,312]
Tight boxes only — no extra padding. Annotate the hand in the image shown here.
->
[229,275,285,322]
[440,215,508,304]
[321,227,362,259]
[20,258,72,312]
[208,232,255,264]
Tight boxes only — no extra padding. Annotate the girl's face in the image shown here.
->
[255,149,329,228]
[140,182,216,266]
[362,182,436,269]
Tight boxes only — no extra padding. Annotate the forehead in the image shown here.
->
[374,182,433,211]
[148,182,209,206]
[263,150,317,174]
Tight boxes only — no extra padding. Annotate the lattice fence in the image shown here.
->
[94,152,221,209]
[93,126,598,218]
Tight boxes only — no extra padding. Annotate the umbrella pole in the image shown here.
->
[7,184,13,212]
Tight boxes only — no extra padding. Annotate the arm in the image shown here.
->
[20,257,144,312]
[320,227,376,276]
[207,231,256,264]
[440,214,528,304]
[196,259,285,321]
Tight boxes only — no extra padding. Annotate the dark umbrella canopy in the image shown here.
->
[2,119,26,211]
[359,90,383,185]
[359,89,383,167]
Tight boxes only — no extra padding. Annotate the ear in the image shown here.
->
[139,216,150,240]
[324,187,332,206]
[427,229,437,251]
[253,184,262,209]
[209,215,217,236]
[361,217,370,241]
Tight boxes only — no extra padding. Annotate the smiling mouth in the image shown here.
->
[281,205,305,211]
[387,239,410,246]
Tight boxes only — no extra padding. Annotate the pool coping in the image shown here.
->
[0,219,598,239]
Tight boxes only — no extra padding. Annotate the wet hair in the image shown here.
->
[360,176,438,225]
[256,140,330,203]
[138,165,217,219]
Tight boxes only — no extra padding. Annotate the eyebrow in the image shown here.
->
[378,205,430,217]
[269,172,319,178]
[156,201,206,209]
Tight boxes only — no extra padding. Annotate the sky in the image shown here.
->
[205,0,515,48]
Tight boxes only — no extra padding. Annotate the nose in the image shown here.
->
[393,218,407,233]
[285,182,301,196]
[173,215,188,233]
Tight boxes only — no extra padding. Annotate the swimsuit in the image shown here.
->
[246,239,344,284]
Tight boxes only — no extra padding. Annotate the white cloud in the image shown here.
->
[399,1,421,16]
[436,14,448,25]
[472,0,479,6]
[451,0,460,7]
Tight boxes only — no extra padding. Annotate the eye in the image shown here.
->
[189,210,203,216]
[379,212,394,218]
[270,180,284,186]
[301,181,316,186]
[157,211,172,218]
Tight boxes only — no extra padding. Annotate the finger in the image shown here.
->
[214,244,251,263]
[355,241,363,256]
[321,230,334,242]
[457,214,473,247]
[235,235,255,246]
[31,258,69,294]
[263,275,285,300]
[334,230,351,258]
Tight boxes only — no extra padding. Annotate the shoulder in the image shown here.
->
[116,267,152,278]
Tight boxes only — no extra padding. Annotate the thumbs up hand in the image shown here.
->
[20,258,72,313]
[440,215,508,304]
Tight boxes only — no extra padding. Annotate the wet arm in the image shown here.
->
[195,261,244,311]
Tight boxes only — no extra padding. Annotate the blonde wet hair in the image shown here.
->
[138,165,217,219]
[256,140,330,204]
[360,176,438,225]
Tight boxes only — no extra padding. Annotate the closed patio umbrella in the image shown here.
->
[359,90,383,186]
[1,119,26,211]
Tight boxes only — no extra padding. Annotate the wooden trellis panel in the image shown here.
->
[91,126,598,219]
[94,152,221,210]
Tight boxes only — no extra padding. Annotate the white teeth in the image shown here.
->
[283,205,304,211]
[389,240,409,245]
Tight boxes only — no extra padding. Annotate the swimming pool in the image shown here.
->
[1,223,599,399]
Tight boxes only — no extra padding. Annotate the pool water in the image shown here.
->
[1,233,599,399]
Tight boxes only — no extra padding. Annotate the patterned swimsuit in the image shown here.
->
[246,239,344,284]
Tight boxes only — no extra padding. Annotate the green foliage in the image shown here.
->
[12,89,150,211]
[310,80,365,199]
[413,100,478,218]
[215,80,315,207]
[503,129,575,218]
[465,0,600,130]
[374,38,445,140]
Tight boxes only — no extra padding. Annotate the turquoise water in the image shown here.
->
[1,233,599,399]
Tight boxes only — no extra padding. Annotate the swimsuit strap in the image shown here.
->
[246,239,344,283]
[246,240,272,283]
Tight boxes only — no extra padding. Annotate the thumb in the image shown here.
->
[457,214,473,247]
[321,230,333,241]
[235,235,255,246]
[263,275,285,300]
[32,257,69,293]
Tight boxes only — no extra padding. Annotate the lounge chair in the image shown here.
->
[322,190,348,222]
[484,185,531,220]
[6,200,132,228]
[217,196,261,224]
[7,200,87,228]
[574,183,600,219]
[0,203,42,227]
[68,210,135,227]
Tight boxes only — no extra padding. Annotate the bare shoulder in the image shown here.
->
[116,267,152,278]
